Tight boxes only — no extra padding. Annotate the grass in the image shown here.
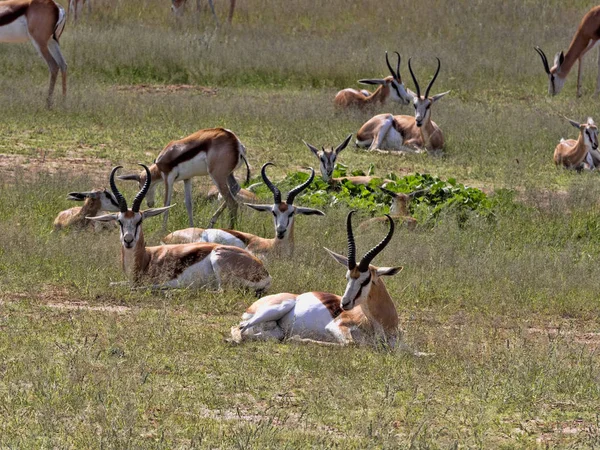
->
[1,0,600,447]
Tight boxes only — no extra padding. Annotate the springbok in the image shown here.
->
[171,0,236,25]
[88,165,271,293]
[356,58,449,153]
[535,6,600,97]
[359,187,427,231]
[68,0,90,21]
[162,164,324,258]
[554,117,599,170]
[230,211,423,352]
[334,52,413,109]
[304,134,392,187]
[53,188,120,232]
[118,128,250,230]
[0,0,67,108]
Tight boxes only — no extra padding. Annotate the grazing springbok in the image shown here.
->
[0,0,67,108]
[356,58,449,153]
[554,117,599,170]
[162,164,324,258]
[68,0,90,21]
[171,0,235,25]
[88,165,271,293]
[535,6,600,97]
[334,52,413,109]
[53,188,120,232]
[118,128,250,229]
[304,134,392,187]
[359,187,427,231]
[230,211,424,352]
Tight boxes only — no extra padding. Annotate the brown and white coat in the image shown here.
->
[554,117,599,170]
[53,188,120,232]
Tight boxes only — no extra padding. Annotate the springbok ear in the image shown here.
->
[67,192,87,201]
[358,79,386,86]
[303,140,321,158]
[431,91,450,103]
[86,213,119,222]
[587,117,595,126]
[142,205,175,219]
[407,88,418,100]
[334,134,353,155]
[244,203,273,213]
[376,266,403,277]
[117,173,141,182]
[295,206,325,216]
[554,51,564,68]
[566,118,581,129]
[323,247,348,267]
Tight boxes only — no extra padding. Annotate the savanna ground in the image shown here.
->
[1,0,600,447]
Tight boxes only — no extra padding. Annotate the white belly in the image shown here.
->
[279,293,337,340]
[0,16,29,43]
[174,153,208,181]
[173,255,215,287]
[201,229,246,249]
[383,127,404,150]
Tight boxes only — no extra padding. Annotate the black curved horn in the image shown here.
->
[394,51,401,80]
[534,46,551,74]
[131,164,151,212]
[261,162,281,204]
[346,210,357,270]
[358,214,395,271]
[424,57,441,98]
[109,166,128,212]
[385,51,396,79]
[287,167,315,205]
[408,57,421,98]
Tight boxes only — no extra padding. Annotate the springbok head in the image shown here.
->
[534,47,566,96]
[118,165,160,208]
[358,51,413,105]
[171,0,187,16]
[304,134,352,182]
[325,211,403,311]
[408,57,450,128]
[566,116,599,150]
[245,163,325,240]
[66,189,120,212]
[88,165,172,249]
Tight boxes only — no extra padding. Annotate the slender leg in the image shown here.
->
[183,178,194,227]
[162,179,174,230]
[595,47,600,97]
[577,57,583,98]
[36,44,59,109]
[47,38,67,99]
[227,0,236,24]
[370,115,394,151]
[208,175,238,228]
[207,0,219,26]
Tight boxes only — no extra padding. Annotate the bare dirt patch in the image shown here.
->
[115,84,218,96]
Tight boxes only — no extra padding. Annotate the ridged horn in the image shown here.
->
[424,57,441,98]
[346,210,357,270]
[261,162,281,204]
[109,166,128,212]
[358,214,394,271]
[534,46,550,74]
[408,57,421,98]
[286,167,315,205]
[131,164,151,212]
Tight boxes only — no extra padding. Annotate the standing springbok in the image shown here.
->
[356,58,449,153]
[0,0,67,108]
[535,6,600,97]
[162,164,324,258]
[171,0,235,25]
[554,117,599,170]
[88,165,271,293]
[68,0,90,21]
[304,134,392,187]
[118,128,250,230]
[53,188,120,232]
[359,187,427,231]
[231,211,422,351]
[334,52,413,109]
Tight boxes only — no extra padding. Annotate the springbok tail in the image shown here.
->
[239,145,251,185]
[53,2,67,41]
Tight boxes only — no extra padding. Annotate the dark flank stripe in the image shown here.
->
[311,292,343,318]
[156,140,211,170]
[0,4,27,26]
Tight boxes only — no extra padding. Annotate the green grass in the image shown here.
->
[2,0,600,447]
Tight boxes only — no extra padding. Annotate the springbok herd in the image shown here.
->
[4,1,600,352]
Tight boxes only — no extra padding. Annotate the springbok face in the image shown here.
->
[171,0,187,16]
[245,163,324,240]
[358,51,413,105]
[88,165,172,249]
[325,211,402,311]
[304,134,352,182]
[535,47,566,96]
[568,117,599,150]
[67,189,120,212]
[118,167,160,208]
[408,57,449,128]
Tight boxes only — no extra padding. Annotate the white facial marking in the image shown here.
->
[341,270,371,310]
[117,213,143,249]
[273,205,295,239]
[413,97,432,127]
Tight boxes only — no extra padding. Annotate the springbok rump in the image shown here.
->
[231,211,428,354]
[0,0,67,108]
[89,165,271,294]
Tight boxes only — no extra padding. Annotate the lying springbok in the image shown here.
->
[162,164,324,258]
[304,134,392,187]
[535,6,600,97]
[359,187,427,231]
[356,58,449,153]
[334,52,413,109]
[0,0,67,108]
[554,117,599,170]
[68,0,90,21]
[118,128,250,229]
[171,0,236,25]
[53,188,120,232]
[231,211,423,352]
[89,165,271,293]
